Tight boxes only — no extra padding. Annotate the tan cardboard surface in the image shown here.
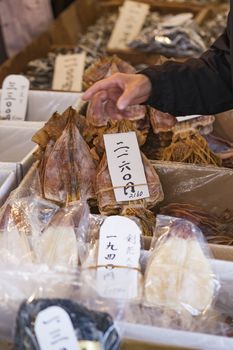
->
[121,338,196,350]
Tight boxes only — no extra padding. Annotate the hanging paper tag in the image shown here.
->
[34,306,79,350]
[104,131,149,202]
[96,216,141,299]
[52,53,86,92]
[108,0,149,51]
[176,115,201,122]
[0,75,29,120]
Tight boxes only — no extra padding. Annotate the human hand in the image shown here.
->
[82,73,152,110]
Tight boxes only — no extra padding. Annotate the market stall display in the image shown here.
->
[0,1,233,348]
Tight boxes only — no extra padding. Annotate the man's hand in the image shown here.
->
[82,73,152,110]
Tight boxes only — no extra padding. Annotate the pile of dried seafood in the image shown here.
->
[160,203,233,245]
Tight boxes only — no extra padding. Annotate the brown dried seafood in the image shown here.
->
[96,152,164,215]
[33,107,96,205]
[205,134,233,168]
[86,91,146,127]
[121,206,156,237]
[159,130,222,166]
[148,107,177,134]
[160,203,233,246]
[83,55,135,90]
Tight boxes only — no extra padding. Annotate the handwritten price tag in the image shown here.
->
[104,131,149,202]
[0,75,29,120]
[35,306,79,350]
[108,0,149,51]
[97,215,141,299]
[52,53,86,92]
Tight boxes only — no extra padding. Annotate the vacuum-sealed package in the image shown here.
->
[144,215,220,315]
[81,215,144,301]
[14,298,120,350]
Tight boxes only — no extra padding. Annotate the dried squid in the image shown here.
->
[96,150,164,215]
[33,107,96,205]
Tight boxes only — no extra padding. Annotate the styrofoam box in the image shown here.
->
[0,89,82,121]
[118,259,233,350]
[0,123,43,184]
[0,170,16,207]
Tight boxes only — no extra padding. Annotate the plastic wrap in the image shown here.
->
[144,215,220,315]
[80,214,144,301]
[0,162,89,270]
[122,260,233,349]
[14,298,120,350]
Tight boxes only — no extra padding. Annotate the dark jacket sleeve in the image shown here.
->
[141,17,233,116]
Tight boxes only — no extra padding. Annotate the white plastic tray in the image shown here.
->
[0,170,16,207]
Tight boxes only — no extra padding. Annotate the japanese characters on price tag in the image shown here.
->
[0,75,29,120]
[35,306,79,350]
[176,115,201,122]
[104,131,149,202]
[108,0,149,51]
[52,53,86,92]
[96,215,141,299]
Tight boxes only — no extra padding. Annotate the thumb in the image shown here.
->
[117,86,135,110]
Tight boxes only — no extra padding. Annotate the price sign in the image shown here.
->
[0,75,29,120]
[52,53,86,92]
[104,131,149,202]
[35,306,79,350]
[96,215,141,299]
[108,0,149,51]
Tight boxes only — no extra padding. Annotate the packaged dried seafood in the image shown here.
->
[0,161,89,270]
[205,134,233,168]
[144,215,220,316]
[33,107,96,204]
[81,215,143,301]
[129,13,206,57]
[160,203,233,246]
[96,151,164,215]
[14,298,120,350]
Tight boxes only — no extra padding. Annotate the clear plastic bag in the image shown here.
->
[0,162,89,270]
[144,215,220,316]
[80,214,144,301]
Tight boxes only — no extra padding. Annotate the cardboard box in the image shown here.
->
[0,170,16,207]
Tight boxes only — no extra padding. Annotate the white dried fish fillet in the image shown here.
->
[39,226,78,269]
[144,236,215,315]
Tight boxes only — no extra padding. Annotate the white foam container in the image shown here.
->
[0,89,82,122]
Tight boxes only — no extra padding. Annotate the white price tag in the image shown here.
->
[96,216,141,299]
[35,306,79,350]
[0,75,29,120]
[104,131,149,202]
[108,0,149,51]
[52,53,86,92]
[176,115,201,122]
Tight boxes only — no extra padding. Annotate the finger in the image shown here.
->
[82,77,120,100]
[117,85,139,110]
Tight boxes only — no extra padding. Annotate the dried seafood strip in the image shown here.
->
[160,203,233,245]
